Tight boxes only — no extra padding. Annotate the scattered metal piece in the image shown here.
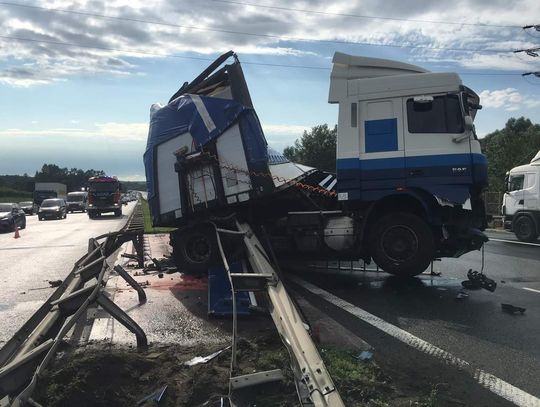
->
[355,351,373,361]
[501,303,526,315]
[456,292,469,300]
[48,280,62,288]
[184,346,231,366]
[137,385,167,405]
[461,269,497,292]
[230,369,284,390]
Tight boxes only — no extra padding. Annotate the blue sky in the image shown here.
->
[0,0,539,180]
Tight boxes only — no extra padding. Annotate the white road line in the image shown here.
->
[289,275,540,407]
[523,287,540,294]
[489,238,540,247]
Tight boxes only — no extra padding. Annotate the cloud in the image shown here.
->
[261,123,309,151]
[0,0,539,86]
[478,88,540,112]
[0,122,149,141]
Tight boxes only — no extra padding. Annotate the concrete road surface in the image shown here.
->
[287,235,540,406]
[0,203,135,346]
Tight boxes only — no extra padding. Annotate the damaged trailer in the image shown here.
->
[144,50,489,277]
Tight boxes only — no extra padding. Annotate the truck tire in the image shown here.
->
[172,225,219,274]
[114,209,122,217]
[370,212,434,277]
[514,216,538,242]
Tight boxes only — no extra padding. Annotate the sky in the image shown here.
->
[0,0,539,181]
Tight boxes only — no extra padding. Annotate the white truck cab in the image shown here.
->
[503,150,540,241]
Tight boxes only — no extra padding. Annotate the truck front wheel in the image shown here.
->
[172,225,219,274]
[370,212,434,277]
[514,216,538,242]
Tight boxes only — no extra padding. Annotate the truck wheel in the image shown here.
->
[172,225,218,274]
[514,216,538,242]
[370,212,434,277]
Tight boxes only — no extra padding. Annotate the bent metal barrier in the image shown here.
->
[0,202,147,407]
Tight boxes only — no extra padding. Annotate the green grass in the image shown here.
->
[141,199,176,234]
[0,195,32,203]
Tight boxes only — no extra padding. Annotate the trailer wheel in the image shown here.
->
[370,212,434,277]
[172,225,218,274]
[514,216,538,242]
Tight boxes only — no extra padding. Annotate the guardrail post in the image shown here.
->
[113,265,147,304]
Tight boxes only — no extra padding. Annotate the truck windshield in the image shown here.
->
[89,182,118,192]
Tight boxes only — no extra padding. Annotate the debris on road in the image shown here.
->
[461,269,497,292]
[48,280,63,288]
[355,351,374,361]
[501,303,526,315]
[184,346,231,366]
[455,292,469,300]
[137,385,167,405]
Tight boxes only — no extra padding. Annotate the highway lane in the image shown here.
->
[0,203,135,346]
[287,237,540,406]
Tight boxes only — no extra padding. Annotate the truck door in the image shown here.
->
[357,98,405,200]
[403,94,471,204]
[505,173,525,216]
[524,172,538,211]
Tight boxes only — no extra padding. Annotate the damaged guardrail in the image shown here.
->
[215,220,345,407]
[0,202,147,407]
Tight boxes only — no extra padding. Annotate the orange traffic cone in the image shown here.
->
[14,226,20,239]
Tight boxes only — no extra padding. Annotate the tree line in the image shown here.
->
[283,117,540,192]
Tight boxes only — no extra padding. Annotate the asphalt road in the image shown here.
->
[287,232,540,406]
[0,203,135,346]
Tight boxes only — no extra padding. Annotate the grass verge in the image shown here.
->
[141,198,176,234]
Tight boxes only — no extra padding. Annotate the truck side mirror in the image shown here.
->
[504,172,509,192]
[464,116,474,131]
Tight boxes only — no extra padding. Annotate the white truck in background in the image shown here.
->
[502,150,540,242]
[33,182,67,206]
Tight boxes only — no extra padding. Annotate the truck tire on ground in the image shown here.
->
[514,216,538,242]
[370,212,434,277]
[172,225,219,274]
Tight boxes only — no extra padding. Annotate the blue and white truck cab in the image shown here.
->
[502,151,540,242]
[145,51,489,277]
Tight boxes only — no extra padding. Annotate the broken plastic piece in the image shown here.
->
[501,303,526,315]
[184,346,231,366]
[48,280,62,288]
[461,269,496,292]
[137,385,167,405]
[355,351,373,361]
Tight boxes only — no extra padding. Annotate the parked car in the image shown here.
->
[38,198,67,220]
[66,191,88,213]
[0,203,26,231]
[19,201,39,215]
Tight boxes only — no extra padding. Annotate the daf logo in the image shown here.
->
[452,167,468,173]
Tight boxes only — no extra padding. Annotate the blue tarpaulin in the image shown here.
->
[144,94,268,201]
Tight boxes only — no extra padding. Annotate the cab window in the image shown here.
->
[407,94,464,134]
[509,174,524,191]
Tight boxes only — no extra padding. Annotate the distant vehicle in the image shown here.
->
[33,182,67,206]
[87,176,122,218]
[66,191,88,213]
[0,203,26,231]
[120,194,130,205]
[19,201,39,215]
[38,198,67,221]
[502,150,540,242]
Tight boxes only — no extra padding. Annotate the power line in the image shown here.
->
[208,0,521,29]
[0,34,525,76]
[0,1,514,54]
[514,46,540,57]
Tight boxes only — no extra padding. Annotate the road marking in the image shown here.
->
[289,275,540,407]
[489,238,540,247]
[523,287,540,294]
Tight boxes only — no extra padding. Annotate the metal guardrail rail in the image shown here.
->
[0,201,147,407]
